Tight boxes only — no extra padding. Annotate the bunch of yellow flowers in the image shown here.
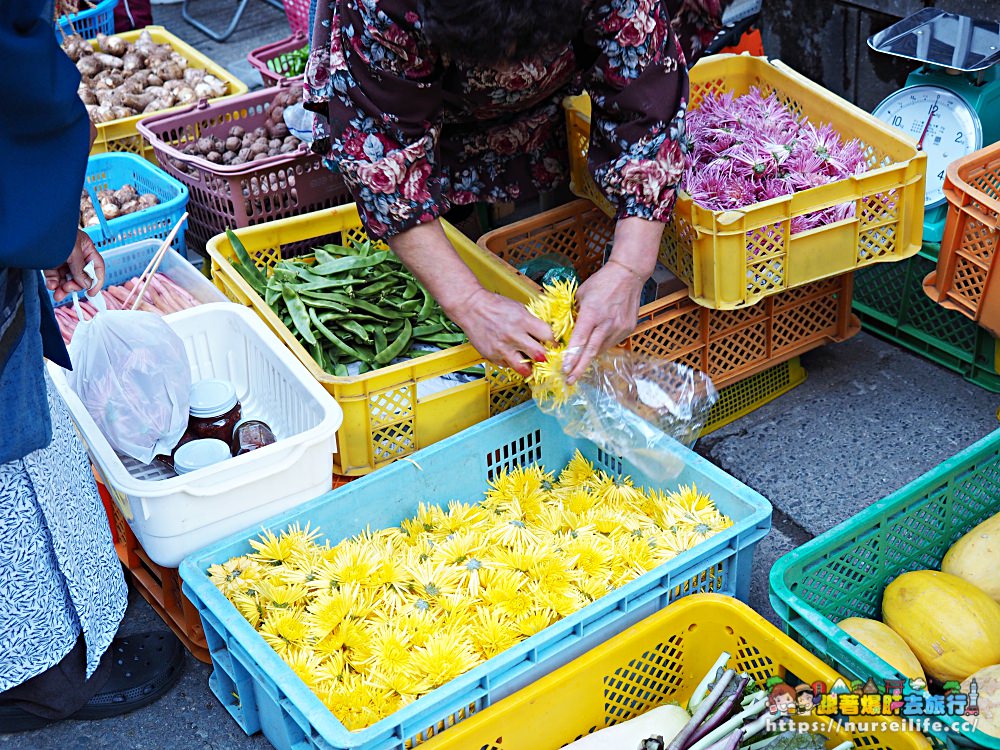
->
[525,278,580,407]
[209,451,732,731]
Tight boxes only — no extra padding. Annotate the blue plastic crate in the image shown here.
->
[179,402,772,750]
[49,238,225,311]
[83,152,189,256]
[55,0,118,40]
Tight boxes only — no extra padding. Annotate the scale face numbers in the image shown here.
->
[872,84,982,208]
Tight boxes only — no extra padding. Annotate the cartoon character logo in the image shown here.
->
[768,681,798,716]
[795,684,817,714]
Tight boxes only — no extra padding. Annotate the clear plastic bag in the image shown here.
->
[532,349,717,481]
[67,301,191,464]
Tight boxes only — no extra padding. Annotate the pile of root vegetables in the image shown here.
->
[54,274,200,345]
[62,30,230,123]
[172,87,304,168]
[80,183,160,227]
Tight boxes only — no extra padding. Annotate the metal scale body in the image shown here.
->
[868,8,1000,244]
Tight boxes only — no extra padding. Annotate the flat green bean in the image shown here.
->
[282,285,317,345]
[227,228,267,295]
[374,319,412,364]
[310,251,391,276]
[337,319,371,343]
[310,308,363,361]
[416,284,435,321]
[373,328,388,355]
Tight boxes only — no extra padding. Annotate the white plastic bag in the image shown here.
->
[67,299,190,464]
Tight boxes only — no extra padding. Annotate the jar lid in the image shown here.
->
[173,439,232,475]
[189,379,239,418]
[234,417,271,432]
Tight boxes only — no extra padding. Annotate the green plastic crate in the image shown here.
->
[853,246,1000,392]
[769,429,1000,749]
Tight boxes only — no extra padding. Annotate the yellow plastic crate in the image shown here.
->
[420,594,932,750]
[206,204,535,476]
[565,54,925,310]
[702,357,806,436]
[88,27,247,162]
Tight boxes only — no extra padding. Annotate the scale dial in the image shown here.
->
[872,84,982,208]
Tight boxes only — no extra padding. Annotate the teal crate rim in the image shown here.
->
[55,0,118,39]
[82,152,189,254]
[180,401,772,750]
[769,428,1000,749]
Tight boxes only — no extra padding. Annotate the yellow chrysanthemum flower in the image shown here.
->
[467,609,519,660]
[406,631,480,691]
[208,556,265,598]
[283,647,325,690]
[248,528,298,565]
[557,450,597,488]
[260,609,309,655]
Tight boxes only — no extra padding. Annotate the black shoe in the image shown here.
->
[0,631,185,733]
[72,631,185,720]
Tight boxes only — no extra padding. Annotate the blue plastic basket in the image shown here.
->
[55,0,118,40]
[49,238,225,313]
[179,402,772,750]
[83,152,189,255]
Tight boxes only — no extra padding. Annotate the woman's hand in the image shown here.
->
[44,229,105,302]
[449,286,553,377]
[561,262,646,383]
[561,216,665,383]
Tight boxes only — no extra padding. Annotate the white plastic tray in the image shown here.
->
[49,304,343,567]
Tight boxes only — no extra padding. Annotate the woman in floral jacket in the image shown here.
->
[306,0,734,380]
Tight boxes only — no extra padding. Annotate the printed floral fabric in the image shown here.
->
[0,371,127,691]
[306,0,731,239]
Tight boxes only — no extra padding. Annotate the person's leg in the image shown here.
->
[114,0,153,32]
[0,636,111,723]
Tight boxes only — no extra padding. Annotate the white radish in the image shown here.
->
[562,705,692,749]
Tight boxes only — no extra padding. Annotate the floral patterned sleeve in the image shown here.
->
[307,0,444,240]
[580,0,693,223]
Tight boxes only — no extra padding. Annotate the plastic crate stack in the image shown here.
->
[853,140,1000,392]
[496,53,926,430]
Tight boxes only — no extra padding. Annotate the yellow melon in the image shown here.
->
[942,513,1000,604]
[882,570,1000,683]
[838,617,925,680]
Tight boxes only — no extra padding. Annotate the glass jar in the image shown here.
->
[231,419,277,456]
[188,379,242,445]
[173,439,232,475]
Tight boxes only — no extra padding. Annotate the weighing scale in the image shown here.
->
[868,8,1000,244]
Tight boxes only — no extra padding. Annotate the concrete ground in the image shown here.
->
[7,5,1000,749]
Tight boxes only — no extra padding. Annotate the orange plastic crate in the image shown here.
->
[923,141,1000,336]
[97,472,357,663]
[99,482,211,663]
[479,200,859,388]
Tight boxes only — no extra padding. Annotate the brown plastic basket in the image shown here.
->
[479,200,860,387]
[247,33,307,87]
[136,80,352,255]
[923,141,1000,337]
